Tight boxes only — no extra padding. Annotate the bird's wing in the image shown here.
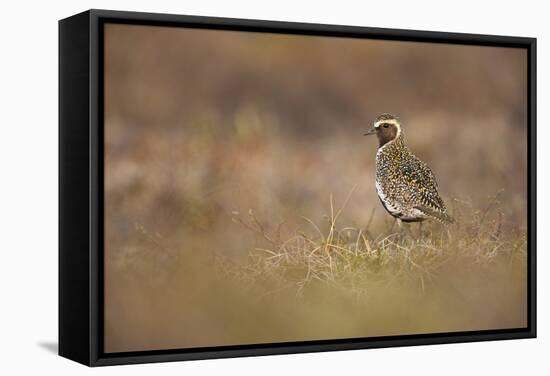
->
[414,204,454,224]
[405,157,448,214]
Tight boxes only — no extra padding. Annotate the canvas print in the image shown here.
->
[103,23,528,353]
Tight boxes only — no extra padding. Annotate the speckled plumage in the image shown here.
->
[370,114,453,224]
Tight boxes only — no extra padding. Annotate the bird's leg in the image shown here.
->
[446,226,453,244]
[397,219,406,242]
[404,222,415,241]
[389,218,397,233]
[394,218,400,241]
[396,219,415,242]
[418,222,423,239]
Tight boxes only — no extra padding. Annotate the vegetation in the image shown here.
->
[225,190,526,300]
[102,24,528,352]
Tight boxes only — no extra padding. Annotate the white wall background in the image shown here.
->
[0,0,546,374]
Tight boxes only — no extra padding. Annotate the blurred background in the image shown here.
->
[104,23,528,352]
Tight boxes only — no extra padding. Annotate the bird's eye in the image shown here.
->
[383,123,389,128]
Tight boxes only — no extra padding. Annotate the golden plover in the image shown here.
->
[364,114,453,224]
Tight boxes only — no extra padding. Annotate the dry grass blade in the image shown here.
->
[228,195,526,298]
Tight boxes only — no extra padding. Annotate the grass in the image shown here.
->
[106,189,527,352]
[225,189,527,299]
[102,26,528,351]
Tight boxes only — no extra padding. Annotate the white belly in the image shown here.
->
[375,180,400,215]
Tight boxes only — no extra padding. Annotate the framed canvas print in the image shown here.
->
[59,9,536,366]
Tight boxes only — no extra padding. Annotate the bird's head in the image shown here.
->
[364,113,402,147]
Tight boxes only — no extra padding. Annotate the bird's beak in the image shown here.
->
[364,127,376,136]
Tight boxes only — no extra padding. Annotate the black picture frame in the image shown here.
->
[59,9,537,367]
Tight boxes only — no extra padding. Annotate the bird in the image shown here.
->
[364,113,454,224]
